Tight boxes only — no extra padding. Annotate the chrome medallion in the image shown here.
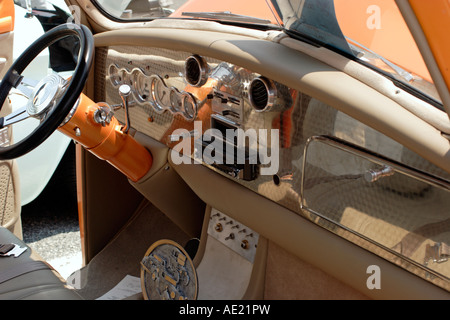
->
[140,239,198,300]
[26,74,67,119]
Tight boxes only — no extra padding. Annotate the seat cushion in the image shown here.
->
[0,226,82,300]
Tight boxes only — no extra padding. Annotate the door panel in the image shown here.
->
[0,0,22,239]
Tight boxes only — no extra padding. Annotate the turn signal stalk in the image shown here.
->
[59,93,152,182]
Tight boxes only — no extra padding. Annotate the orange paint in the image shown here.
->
[0,0,14,34]
[334,0,431,82]
[59,93,153,182]
[75,143,86,266]
[408,0,450,97]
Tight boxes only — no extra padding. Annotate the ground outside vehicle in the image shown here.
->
[0,0,449,304]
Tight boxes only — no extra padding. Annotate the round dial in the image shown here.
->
[132,69,150,103]
[170,88,183,113]
[183,93,197,120]
[150,75,170,112]
[108,64,121,87]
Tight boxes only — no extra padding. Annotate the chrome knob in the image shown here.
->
[119,84,132,134]
[119,84,131,97]
[364,165,395,183]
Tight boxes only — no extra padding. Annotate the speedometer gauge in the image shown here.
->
[150,75,170,112]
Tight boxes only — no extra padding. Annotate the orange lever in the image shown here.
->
[59,93,153,182]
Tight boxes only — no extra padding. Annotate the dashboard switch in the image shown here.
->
[207,208,259,263]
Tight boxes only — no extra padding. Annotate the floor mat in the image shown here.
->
[68,201,191,300]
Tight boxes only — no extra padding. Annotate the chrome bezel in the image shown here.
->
[248,76,277,112]
[108,64,121,87]
[131,68,150,103]
[149,75,169,113]
[182,92,198,121]
[185,55,208,87]
[169,87,183,113]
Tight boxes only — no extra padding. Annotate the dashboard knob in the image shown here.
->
[118,84,132,134]
[215,223,223,232]
[241,240,249,250]
[119,84,131,97]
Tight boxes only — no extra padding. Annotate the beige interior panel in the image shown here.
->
[0,157,21,238]
[0,31,13,79]
[264,241,369,300]
[129,131,205,239]
[78,147,145,263]
[130,162,205,239]
[170,154,450,300]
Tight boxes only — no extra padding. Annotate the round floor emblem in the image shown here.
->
[140,239,198,300]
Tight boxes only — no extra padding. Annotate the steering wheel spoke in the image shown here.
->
[15,76,39,99]
[0,106,30,129]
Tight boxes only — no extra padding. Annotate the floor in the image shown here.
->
[21,181,82,280]
[70,202,190,300]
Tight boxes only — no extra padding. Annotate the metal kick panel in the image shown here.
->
[207,208,259,263]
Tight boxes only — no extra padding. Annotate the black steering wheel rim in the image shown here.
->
[0,23,94,160]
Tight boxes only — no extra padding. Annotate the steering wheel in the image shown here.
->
[0,23,94,160]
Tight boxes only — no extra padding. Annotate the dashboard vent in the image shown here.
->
[249,77,275,112]
[185,55,208,87]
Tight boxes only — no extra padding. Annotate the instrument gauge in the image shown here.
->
[170,88,183,113]
[132,69,150,103]
[108,64,121,87]
[183,93,197,121]
[150,75,170,112]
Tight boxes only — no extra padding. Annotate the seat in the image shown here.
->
[0,226,82,300]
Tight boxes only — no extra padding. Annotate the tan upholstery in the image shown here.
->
[0,227,82,300]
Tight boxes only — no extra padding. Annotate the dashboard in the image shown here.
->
[95,45,306,213]
[93,44,450,214]
[90,42,450,292]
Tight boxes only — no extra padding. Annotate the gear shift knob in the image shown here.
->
[119,84,131,134]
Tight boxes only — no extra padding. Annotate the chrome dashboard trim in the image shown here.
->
[185,55,209,87]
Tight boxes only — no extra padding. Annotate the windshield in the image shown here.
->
[92,0,442,107]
